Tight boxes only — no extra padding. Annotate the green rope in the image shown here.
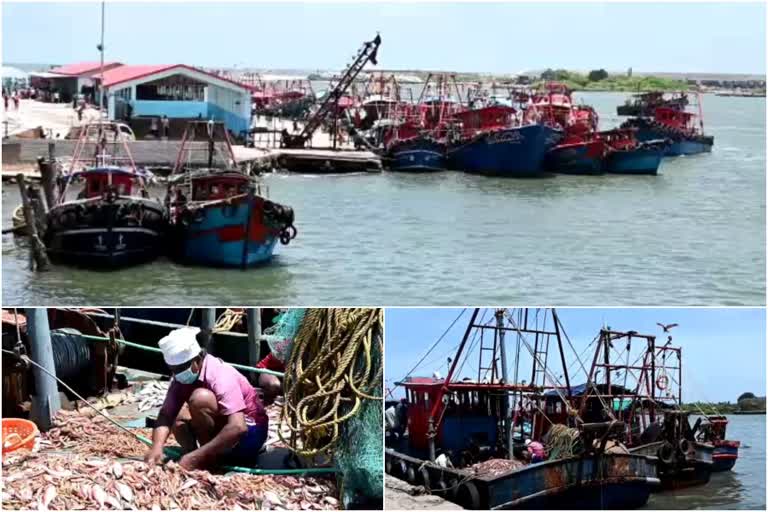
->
[78,334,284,377]
[152,439,338,475]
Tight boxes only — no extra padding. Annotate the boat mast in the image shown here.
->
[495,309,513,458]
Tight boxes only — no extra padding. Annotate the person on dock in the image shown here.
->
[161,115,170,139]
[145,327,269,471]
[3,92,8,110]
[150,117,159,138]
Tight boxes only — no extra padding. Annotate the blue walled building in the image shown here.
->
[102,64,251,135]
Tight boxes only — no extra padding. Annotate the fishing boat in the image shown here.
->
[599,129,667,175]
[45,122,167,268]
[579,328,715,490]
[166,121,297,267]
[696,415,740,472]
[385,308,660,510]
[446,106,562,177]
[544,104,605,175]
[617,91,689,117]
[620,93,713,156]
[384,75,460,172]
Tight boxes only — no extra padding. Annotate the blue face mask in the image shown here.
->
[175,367,199,384]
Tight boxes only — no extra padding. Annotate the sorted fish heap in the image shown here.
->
[1,451,339,510]
[135,381,171,412]
[43,410,156,459]
[468,458,526,478]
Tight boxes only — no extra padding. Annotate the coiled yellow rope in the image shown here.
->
[279,308,383,457]
[213,308,244,333]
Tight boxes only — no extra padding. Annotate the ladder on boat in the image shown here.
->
[530,331,551,389]
[282,34,381,148]
[477,327,499,383]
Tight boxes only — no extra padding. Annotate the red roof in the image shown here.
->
[49,61,121,76]
[100,64,250,91]
[101,64,175,87]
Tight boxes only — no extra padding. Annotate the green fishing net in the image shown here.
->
[263,308,306,362]
[335,325,384,507]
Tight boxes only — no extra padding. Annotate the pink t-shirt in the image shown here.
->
[159,354,268,427]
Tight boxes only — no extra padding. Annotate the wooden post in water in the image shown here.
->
[16,174,50,271]
[38,155,57,211]
[28,186,48,235]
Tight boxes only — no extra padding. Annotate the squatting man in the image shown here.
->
[145,327,270,470]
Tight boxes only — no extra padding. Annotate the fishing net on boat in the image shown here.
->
[263,308,306,362]
[334,321,384,507]
[544,424,582,460]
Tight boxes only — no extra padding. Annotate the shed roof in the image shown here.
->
[49,61,121,76]
[101,64,250,92]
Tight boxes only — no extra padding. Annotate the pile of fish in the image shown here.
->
[2,410,340,510]
[467,458,526,478]
[135,381,171,412]
[1,451,338,510]
[43,410,154,459]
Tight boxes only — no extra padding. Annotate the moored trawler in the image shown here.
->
[621,93,714,156]
[166,121,297,268]
[45,122,167,268]
[447,106,562,177]
[385,309,660,510]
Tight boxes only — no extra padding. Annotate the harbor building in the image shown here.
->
[101,64,252,137]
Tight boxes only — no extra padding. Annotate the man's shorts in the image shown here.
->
[224,422,269,466]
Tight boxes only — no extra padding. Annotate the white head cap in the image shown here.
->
[525,439,532,446]
[158,327,202,366]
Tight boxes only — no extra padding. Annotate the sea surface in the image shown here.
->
[644,414,766,510]
[2,92,765,306]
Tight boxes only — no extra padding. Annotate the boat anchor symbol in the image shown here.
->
[95,235,107,251]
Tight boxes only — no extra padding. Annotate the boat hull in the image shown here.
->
[623,119,714,156]
[545,140,605,175]
[172,195,291,268]
[711,441,739,472]
[45,198,166,268]
[385,449,658,510]
[447,124,562,177]
[629,441,713,490]
[388,137,446,172]
[605,146,664,175]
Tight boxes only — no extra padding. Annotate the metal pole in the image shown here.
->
[246,309,261,385]
[98,0,105,113]
[26,308,61,431]
[201,308,216,354]
[495,309,512,458]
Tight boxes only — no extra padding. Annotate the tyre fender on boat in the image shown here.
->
[405,465,418,484]
[385,458,393,475]
[419,467,431,492]
[457,481,481,509]
[658,442,675,465]
[397,460,408,478]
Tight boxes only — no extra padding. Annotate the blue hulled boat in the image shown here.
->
[447,119,562,177]
[545,139,606,175]
[620,94,714,156]
[599,129,667,175]
[698,416,739,472]
[167,122,297,268]
[387,135,446,172]
[385,309,659,510]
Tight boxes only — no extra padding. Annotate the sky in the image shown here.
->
[2,2,766,75]
[385,308,766,403]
